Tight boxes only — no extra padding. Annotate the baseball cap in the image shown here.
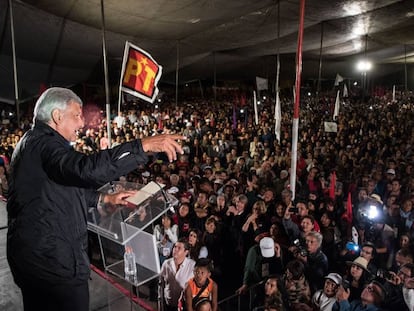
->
[325,273,342,285]
[386,168,396,175]
[259,237,275,258]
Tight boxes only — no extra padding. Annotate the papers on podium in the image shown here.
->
[125,181,165,206]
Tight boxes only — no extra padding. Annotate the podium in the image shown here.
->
[88,181,178,287]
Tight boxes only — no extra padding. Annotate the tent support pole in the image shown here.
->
[101,0,112,148]
[9,0,20,126]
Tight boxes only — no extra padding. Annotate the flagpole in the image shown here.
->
[9,0,20,127]
[290,0,306,201]
[101,0,111,148]
[175,41,179,108]
[317,21,324,101]
[275,0,281,141]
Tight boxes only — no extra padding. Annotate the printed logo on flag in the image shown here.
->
[120,42,162,103]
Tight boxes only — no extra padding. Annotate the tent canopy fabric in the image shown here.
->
[1,0,414,101]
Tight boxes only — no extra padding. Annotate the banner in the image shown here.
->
[324,121,337,133]
[256,76,268,91]
[120,41,162,103]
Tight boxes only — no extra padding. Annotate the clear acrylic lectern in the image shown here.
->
[88,181,178,286]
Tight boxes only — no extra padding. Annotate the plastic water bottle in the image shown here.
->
[124,246,137,279]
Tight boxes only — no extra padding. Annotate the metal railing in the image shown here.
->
[218,280,265,311]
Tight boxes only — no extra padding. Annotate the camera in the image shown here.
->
[357,198,383,224]
[376,269,393,280]
[293,239,308,257]
[289,207,299,213]
[342,279,350,291]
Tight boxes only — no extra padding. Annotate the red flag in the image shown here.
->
[120,41,162,103]
[346,191,353,223]
[329,171,336,200]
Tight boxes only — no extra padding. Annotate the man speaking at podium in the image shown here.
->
[7,87,184,311]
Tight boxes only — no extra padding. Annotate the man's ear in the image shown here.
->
[51,109,61,124]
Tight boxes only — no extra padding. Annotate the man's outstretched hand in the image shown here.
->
[141,134,186,162]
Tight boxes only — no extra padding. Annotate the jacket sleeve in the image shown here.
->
[41,138,149,188]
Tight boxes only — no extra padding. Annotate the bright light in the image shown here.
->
[263,96,267,100]
[307,92,311,96]
[240,109,244,113]
[353,81,358,86]
[257,101,261,105]
[356,60,372,72]
[155,105,158,109]
[367,205,378,219]
[158,98,161,102]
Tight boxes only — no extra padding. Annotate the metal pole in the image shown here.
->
[101,0,111,148]
[213,51,217,104]
[404,44,408,92]
[175,41,179,107]
[289,0,306,201]
[317,21,324,100]
[9,0,20,126]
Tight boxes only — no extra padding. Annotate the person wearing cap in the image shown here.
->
[236,236,283,295]
[343,257,373,302]
[312,273,342,311]
[333,280,385,311]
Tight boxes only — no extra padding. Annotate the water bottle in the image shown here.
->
[124,246,137,279]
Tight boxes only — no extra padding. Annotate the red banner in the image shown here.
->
[120,42,162,103]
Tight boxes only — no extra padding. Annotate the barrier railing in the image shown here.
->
[218,280,265,311]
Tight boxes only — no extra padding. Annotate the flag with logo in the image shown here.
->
[120,41,162,103]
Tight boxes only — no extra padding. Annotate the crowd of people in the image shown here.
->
[2,85,414,311]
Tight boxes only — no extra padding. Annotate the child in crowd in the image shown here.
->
[183,258,218,311]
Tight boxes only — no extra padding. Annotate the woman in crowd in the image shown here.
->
[188,228,208,260]
[343,257,373,303]
[153,213,179,264]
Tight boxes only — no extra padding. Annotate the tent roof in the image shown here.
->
[1,0,414,101]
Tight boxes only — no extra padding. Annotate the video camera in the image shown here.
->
[356,197,384,232]
[293,239,308,257]
[376,269,393,281]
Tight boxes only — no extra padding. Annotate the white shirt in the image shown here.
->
[402,287,414,310]
[312,289,336,311]
[159,257,195,307]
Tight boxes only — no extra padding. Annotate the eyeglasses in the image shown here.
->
[365,285,381,297]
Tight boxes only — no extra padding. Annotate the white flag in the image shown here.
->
[274,91,281,142]
[333,90,340,120]
[256,76,268,91]
[253,91,258,125]
[392,85,396,102]
[334,73,344,86]
[343,83,348,97]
